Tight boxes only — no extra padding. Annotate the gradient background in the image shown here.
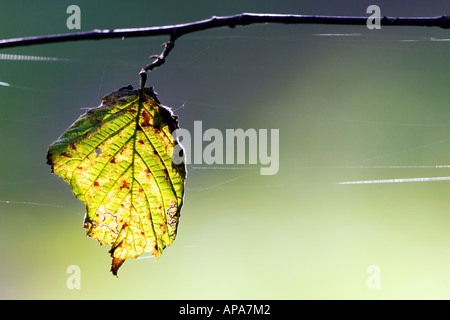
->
[1,0,450,299]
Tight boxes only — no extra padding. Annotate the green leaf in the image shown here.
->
[47,85,186,276]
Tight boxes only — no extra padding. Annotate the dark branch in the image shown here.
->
[1,13,449,50]
[1,13,449,87]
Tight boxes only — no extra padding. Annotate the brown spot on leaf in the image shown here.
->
[83,221,92,230]
[120,180,131,190]
[138,139,144,145]
[60,152,72,158]
[94,181,100,187]
[110,157,116,164]
[141,110,152,127]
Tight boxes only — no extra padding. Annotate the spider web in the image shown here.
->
[2,31,450,208]
[2,29,450,298]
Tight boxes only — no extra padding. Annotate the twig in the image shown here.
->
[1,13,449,86]
[139,38,175,89]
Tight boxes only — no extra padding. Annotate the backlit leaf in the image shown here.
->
[47,85,186,276]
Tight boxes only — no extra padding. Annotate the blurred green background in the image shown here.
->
[1,0,450,299]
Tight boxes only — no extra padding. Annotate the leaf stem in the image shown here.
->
[139,38,175,89]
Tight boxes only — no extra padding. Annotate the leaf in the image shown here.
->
[47,85,186,276]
